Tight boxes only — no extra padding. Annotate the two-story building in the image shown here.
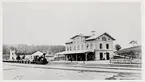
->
[57,32,115,61]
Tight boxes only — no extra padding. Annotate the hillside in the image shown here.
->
[3,44,65,55]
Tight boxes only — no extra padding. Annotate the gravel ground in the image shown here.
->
[3,63,141,80]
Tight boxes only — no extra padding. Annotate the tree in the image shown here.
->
[3,44,65,55]
[115,44,121,51]
[16,55,21,61]
[129,40,138,47]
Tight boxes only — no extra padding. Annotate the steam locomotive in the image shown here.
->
[32,55,48,64]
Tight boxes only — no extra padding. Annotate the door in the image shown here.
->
[100,53,103,60]
[106,53,110,60]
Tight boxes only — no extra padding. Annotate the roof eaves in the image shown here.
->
[85,38,96,41]
[65,42,73,44]
[103,32,115,40]
[70,35,80,39]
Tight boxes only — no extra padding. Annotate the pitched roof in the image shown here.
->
[45,53,54,57]
[86,32,115,41]
[66,33,91,44]
[32,51,44,56]
[70,34,80,39]
[65,39,73,44]
[70,33,91,39]
[66,32,115,43]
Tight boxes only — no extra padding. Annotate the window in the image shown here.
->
[83,39,85,42]
[77,45,80,50]
[95,44,97,49]
[86,44,89,49]
[100,43,102,49]
[74,46,76,50]
[81,44,84,50]
[70,46,72,51]
[106,44,109,49]
[90,43,93,49]
[102,36,107,41]
[77,38,79,43]
[67,47,69,51]
[81,38,82,42]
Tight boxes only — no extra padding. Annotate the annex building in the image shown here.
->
[57,32,115,61]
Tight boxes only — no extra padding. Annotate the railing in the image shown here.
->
[110,59,142,64]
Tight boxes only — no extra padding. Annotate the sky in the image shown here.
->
[3,2,141,48]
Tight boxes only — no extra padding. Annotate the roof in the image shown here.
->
[32,51,44,56]
[45,53,54,57]
[70,34,91,39]
[66,33,91,44]
[56,50,94,55]
[71,34,80,39]
[66,32,115,43]
[65,39,73,44]
[114,46,141,54]
[86,32,115,41]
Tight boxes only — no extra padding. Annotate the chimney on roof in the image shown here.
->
[91,31,96,35]
[80,33,83,36]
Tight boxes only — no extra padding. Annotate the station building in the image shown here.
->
[57,32,115,61]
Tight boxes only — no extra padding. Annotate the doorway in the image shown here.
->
[100,53,103,60]
[106,53,110,60]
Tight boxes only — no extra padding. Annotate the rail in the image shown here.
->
[3,60,48,65]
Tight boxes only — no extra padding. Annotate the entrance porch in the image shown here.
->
[65,52,95,61]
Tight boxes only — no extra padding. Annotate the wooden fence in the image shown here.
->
[110,59,141,64]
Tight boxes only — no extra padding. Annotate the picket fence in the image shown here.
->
[110,59,141,64]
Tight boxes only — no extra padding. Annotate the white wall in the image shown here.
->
[9,50,17,60]
[65,33,115,60]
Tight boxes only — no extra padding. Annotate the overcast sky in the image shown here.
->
[3,2,141,48]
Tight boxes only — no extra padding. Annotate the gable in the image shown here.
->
[72,36,84,43]
[97,33,115,41]
[86,32,115,41]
